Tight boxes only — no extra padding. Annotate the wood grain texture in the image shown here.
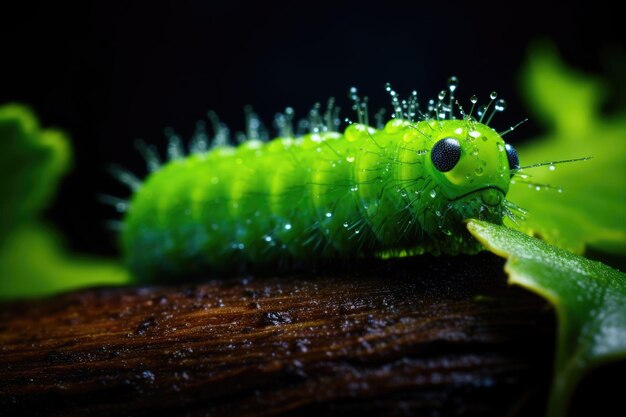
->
[0,253,555,417]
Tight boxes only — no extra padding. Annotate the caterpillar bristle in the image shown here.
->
[108,164,142,191]
[499,118,529,137]
[206,110,231,147]
[513,156,593,171]
[243,105,269,142]
[98,193,129,213]
[510,179,564,193]
[105,219,125,232]
[164,127,185,160]
[274,107,295,138]
[188,120,210,154]
[134,139,161,172]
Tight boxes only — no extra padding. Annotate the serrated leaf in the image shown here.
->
[468,219,626,417]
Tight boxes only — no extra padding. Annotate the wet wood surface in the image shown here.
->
[0,253,555,416]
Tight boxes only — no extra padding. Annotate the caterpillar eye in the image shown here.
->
[431,137,461,172]
[505,143,519,171]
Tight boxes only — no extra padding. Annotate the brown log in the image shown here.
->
[0,253,556,416]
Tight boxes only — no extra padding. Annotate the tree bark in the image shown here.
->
[0,253,555,416]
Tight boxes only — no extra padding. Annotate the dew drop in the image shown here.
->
[284,223,292,230]
[470,95,478,104]
[549,164,556,171]
[490,91,498,100]
[448,76,459,93]
[346,155,355,163]
[325,212,332,218]
[475,167,484,176]
[495,99,507,112]
[430,189,437,198]
[343,222,349,228]
[438,90,446,101]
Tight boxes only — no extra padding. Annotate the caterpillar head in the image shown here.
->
[421,119,518,241]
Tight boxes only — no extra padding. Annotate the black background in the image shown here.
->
[2,0,625,256]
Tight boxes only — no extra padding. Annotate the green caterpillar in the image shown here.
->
[112,78,525,281]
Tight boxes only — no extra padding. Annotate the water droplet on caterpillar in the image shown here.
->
[448,76,459,93]
[346,155,355,163]
[349,86,358,100]
[475,167,484,176]
[430,189,437,198]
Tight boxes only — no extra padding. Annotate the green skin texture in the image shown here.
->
[122,119,512,281]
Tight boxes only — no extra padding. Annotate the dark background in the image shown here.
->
[2,0,625,257]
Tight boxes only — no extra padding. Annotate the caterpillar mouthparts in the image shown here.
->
[108,77,523,282]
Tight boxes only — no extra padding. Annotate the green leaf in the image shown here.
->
[0,104,72,240]
[0,104,130,299]
[0,223,130,300]
[507,42,626,255]
[468,219,626,417]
